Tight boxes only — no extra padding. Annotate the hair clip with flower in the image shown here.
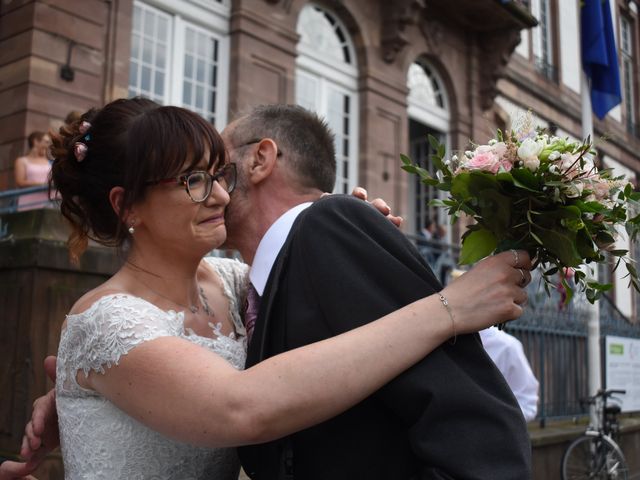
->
[73,121,92,162]
[78,121,91,134]
[73,142,88,162]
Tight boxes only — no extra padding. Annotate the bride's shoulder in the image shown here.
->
[68,288,128,317]
[67,272,145,318]
[201,256,249,282]
[64,284,159,334]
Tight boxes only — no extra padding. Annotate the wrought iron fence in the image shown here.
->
[407,238,640,424]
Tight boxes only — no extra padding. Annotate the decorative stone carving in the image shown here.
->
[381,0,426,63]
[418,15,444,56]
[477,28,522,110]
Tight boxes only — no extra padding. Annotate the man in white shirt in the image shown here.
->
[480,327,540,422]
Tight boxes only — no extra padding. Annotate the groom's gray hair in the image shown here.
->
[232,104,336,193]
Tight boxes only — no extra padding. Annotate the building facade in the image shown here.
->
[2,1,640,476]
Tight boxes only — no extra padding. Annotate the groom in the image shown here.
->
[221,105,531,479]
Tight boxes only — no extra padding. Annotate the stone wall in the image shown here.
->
[0,209,119,464]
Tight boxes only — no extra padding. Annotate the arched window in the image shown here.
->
[407,60,450,239]
[295,5,359,194]
[128,0,230,127]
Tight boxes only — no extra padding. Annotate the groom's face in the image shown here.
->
[220,121,253,248]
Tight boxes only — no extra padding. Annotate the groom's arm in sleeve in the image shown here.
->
[295,196,532,479]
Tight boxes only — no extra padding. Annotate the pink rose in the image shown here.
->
[466,152,500,173]
[499,159,514,172]
[466,147,501,174]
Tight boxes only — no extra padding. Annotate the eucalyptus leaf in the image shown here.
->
[459,228,498,265]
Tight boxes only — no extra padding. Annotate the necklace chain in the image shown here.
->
[125,262,214,317]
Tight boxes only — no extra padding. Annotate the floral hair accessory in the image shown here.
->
[78,121,91,135]
[401,116,640,303]
[73,142,88,162]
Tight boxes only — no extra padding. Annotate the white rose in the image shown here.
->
[517,138,544,162]
[548,151,560,161]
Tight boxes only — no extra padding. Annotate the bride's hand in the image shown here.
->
[440,250,532,334]
[349,187,403,227]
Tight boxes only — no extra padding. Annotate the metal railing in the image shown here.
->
[0,185,55,215]
[407,238,640,424]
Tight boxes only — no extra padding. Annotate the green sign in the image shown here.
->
[609,344,624,355]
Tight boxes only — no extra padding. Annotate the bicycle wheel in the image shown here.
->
[561,434,629,479]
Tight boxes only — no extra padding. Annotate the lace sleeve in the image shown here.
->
[204,257,249,336]
[57,294,184,393]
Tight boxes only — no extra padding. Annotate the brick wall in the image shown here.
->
[0,0,132,190]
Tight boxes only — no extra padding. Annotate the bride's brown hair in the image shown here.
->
[50,97,226,262]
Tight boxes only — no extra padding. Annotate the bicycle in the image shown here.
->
[561,389,629,480]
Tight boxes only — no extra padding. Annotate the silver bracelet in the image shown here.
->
[438,293,457,345]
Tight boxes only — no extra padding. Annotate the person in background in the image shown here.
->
[479,327,540,422]
[450,268,539,421]
[14,131,52,211]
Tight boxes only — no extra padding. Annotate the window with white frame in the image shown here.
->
[129,0,230,126]
[531,0,556,81]
[406,61,450,240]
[621,16,636,134]
[295,5,359,194]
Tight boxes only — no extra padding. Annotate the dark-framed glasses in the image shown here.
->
[148,162,237,203]
[233,138,283,157]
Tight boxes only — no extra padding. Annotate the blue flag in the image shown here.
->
[581,0,622,119]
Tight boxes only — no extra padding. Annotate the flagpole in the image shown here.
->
[581,69,601,429]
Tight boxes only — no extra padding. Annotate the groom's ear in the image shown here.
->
[247,138,278,185]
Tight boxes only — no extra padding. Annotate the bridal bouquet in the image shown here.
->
[401,125,640,302]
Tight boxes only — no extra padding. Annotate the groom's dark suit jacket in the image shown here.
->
[239,195,532,480]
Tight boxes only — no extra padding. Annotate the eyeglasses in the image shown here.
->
[232,138,283,157]
[148,163,237,203]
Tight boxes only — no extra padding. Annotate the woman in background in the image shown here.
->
[14,131,52,211]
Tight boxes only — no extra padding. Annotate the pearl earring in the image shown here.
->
[128,224,135,235]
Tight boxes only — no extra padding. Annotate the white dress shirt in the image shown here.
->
[480,327,540,422]
[249,202,313,296]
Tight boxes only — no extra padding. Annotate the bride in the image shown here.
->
[1,98,531,480]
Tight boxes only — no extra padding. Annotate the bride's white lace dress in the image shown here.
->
[56,257,248,480]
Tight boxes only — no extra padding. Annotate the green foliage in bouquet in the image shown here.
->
[401,129,640,303]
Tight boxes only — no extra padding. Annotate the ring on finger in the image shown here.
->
[518,268,527,287]
[511,249,520,268]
